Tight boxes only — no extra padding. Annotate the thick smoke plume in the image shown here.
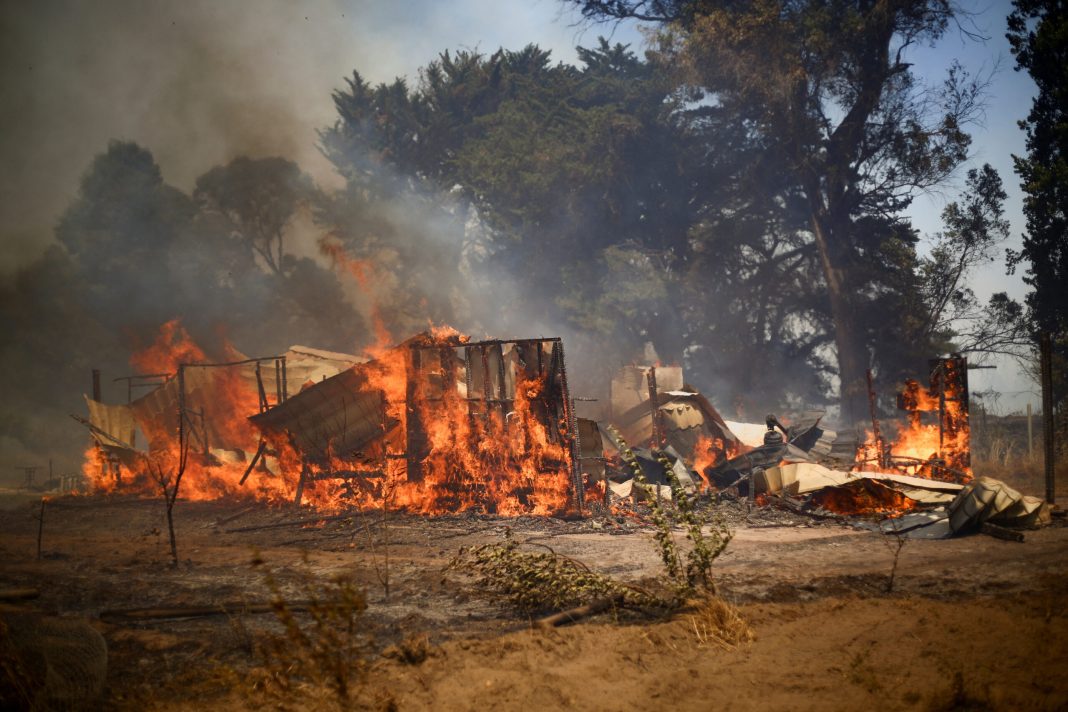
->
[0,1,602,485]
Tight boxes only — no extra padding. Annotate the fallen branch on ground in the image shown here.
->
[225,512,371,533]
[536,595,625,629]
[99,601,313,623]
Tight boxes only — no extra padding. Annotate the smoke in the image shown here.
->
[0,0,607,483]
[0,0,591,278]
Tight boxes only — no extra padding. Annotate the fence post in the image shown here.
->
[1027,403,1034,461]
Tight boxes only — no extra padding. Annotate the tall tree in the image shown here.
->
[320,41,842,407]
[1007,0,1068,336]
[569,0,984,423]
[191,156,361,352]
[194,157,316,277]
[56,140,196,329]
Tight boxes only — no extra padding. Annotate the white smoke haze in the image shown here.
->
[0,0,598,276]
[0,0,635,484]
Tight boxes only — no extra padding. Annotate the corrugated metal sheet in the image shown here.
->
[248,366,393,461]
[83,396,137,449]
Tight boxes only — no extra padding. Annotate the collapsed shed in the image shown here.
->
[78,332,586,515]
[249,333,585,513]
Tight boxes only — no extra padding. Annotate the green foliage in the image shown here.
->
[608,424,731,597]
[452,529,663,612]
[654,449,732,593]
[611,427,682,583]
[451,428,735,619]
[1008,0,1068,337]
[570,0,986,420]
[194,156,317,276]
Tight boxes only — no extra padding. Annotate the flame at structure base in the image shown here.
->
[855,355,972,483]
[82,322,580,516]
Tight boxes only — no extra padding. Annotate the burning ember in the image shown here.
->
[808,479,920,516]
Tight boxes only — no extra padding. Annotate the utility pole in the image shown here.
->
[1027,403,1034,461]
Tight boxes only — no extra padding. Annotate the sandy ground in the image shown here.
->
[1,494,1067,710]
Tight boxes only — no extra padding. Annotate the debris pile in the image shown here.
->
[76,326,1052,539]
[597,360,1051,540]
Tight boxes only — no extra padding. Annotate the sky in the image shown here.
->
[0,0,1042,412]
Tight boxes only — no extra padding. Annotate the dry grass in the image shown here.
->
[971,449,1067,498]
[686,596,754,651]
[252,554,375,709]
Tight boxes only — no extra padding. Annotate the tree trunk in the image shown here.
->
[809,212,867,427]
[165,493,179,566]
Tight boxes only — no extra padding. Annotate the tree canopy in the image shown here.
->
[564,0,1010,422]
[1008,0,1068,337]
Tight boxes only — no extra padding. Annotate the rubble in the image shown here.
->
[73,330,1053,542]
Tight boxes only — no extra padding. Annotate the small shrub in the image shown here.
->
[451,530,667,612]
[609,425,732,597]
[452,428,741,631]
[253,553,374,707]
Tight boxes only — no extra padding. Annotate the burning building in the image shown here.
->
[856,355,972,481]
[78,323,586,516]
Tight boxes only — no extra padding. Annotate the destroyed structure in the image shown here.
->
[79,330,584,515]
[78,331,1051,537]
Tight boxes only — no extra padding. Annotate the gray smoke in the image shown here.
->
[0,1,607,484]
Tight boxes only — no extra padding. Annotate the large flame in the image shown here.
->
[855,358,971,482]
[83,319,575,515]
[83,321,304,505]
[293,332,574,515]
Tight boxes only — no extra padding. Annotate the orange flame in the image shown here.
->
[84,320,576,516]
[129,319,206,374]
[855,358,971,482]
[809,480,920,516]
[292,333,574,515]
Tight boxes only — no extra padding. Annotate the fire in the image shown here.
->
[129,319,206,374]
[318,236,393,353]
[318,237,374,291]
[692,434,743,490]
[83,321,302,505]
[291,333,574,515]
[809,480,920,516]
[855,357,972,482]
[83,320,577,516]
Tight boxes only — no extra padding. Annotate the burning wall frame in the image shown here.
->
[861,354,972,479]
[250,335,586,512]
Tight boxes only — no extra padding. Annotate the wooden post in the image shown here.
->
[294,460,307,506]
[1040,332,1055,504]
[280,356,287,402]
[91,369,101,401]
[646,366,661,448]
[177,366,186,449]
[405,347,428,482]
[463,346,474,417]
[1027,403,1034,461]
[255,362,267,412]
[495,343,507,406]
[36,498,45,559]
[866,369,885,468]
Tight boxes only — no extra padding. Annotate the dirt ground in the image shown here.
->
[1,493,1067,711]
